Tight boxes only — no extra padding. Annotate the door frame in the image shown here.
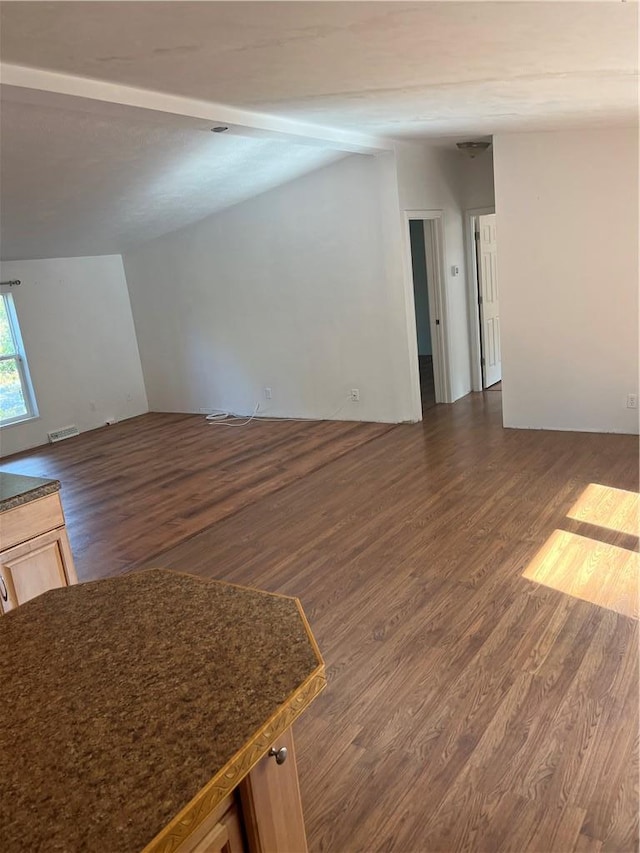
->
[403,210,451,410]
[464,206,495,392]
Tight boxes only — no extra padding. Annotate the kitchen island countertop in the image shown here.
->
[0,568,325,852]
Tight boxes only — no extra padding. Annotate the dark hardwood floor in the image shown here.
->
[2,414,394,580]
[3,394,638,852]
[418,354,436,411]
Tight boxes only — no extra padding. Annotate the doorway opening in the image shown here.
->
[465,207,502,392]
[405,211,450,416]
[409,220,435,411]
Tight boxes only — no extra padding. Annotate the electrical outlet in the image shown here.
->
[89,401,97,412]
[350,388,360,402]
[264,387,272,400]
[626,393,638,409]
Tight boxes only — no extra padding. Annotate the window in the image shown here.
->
[0,293,38,426]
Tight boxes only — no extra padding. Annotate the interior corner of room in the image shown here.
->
[4,128,638,454]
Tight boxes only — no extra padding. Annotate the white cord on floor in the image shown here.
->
[204,396,350,427]
[205,403,260,427]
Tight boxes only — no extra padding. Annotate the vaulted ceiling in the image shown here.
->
[1,1,637,260]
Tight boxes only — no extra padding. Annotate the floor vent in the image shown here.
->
[47,425,80,443]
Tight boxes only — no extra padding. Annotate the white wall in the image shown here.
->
[395,143,479,403]
[494,127,639,434]
[459,148,495,212]
[123,155,417,423]
[0,255,148,456]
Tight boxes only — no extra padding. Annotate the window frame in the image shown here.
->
[0,292,39,427]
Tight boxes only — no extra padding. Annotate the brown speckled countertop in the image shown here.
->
[0,470,60,511]
[0,569,325,853]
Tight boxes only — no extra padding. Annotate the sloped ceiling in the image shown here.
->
[1,98,345,260]
[1,1,637,259]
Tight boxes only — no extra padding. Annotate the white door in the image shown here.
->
[477,213,501,387]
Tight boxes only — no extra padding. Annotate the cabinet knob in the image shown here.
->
[0,576,7,602]
[268,746,288,765]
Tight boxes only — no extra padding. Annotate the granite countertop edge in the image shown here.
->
[0,472,61,512]
[143,660,327,853]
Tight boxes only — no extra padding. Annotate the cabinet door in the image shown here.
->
[239,727,308,853]
[0,528,76,613]
[184,803,245,853]
[0,493,65,551]
[174,794,245,853]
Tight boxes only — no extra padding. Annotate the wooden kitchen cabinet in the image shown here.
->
[175,794,245,853]
[0,488,78,613]
[239,728,307,853]
[173,728,307,853]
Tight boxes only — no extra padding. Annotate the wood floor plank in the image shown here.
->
[575,835,604,853]
[600,731,640,853]
[512,610,636,807]
[523,529,639,618]
[1,413,394,579]
[3,393,638,852]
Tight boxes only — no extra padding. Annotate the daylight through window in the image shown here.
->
[0,293,38,426]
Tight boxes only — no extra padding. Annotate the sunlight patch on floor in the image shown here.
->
[524,484,639,619]
[567,483,639,537]
[524,530,638,618]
